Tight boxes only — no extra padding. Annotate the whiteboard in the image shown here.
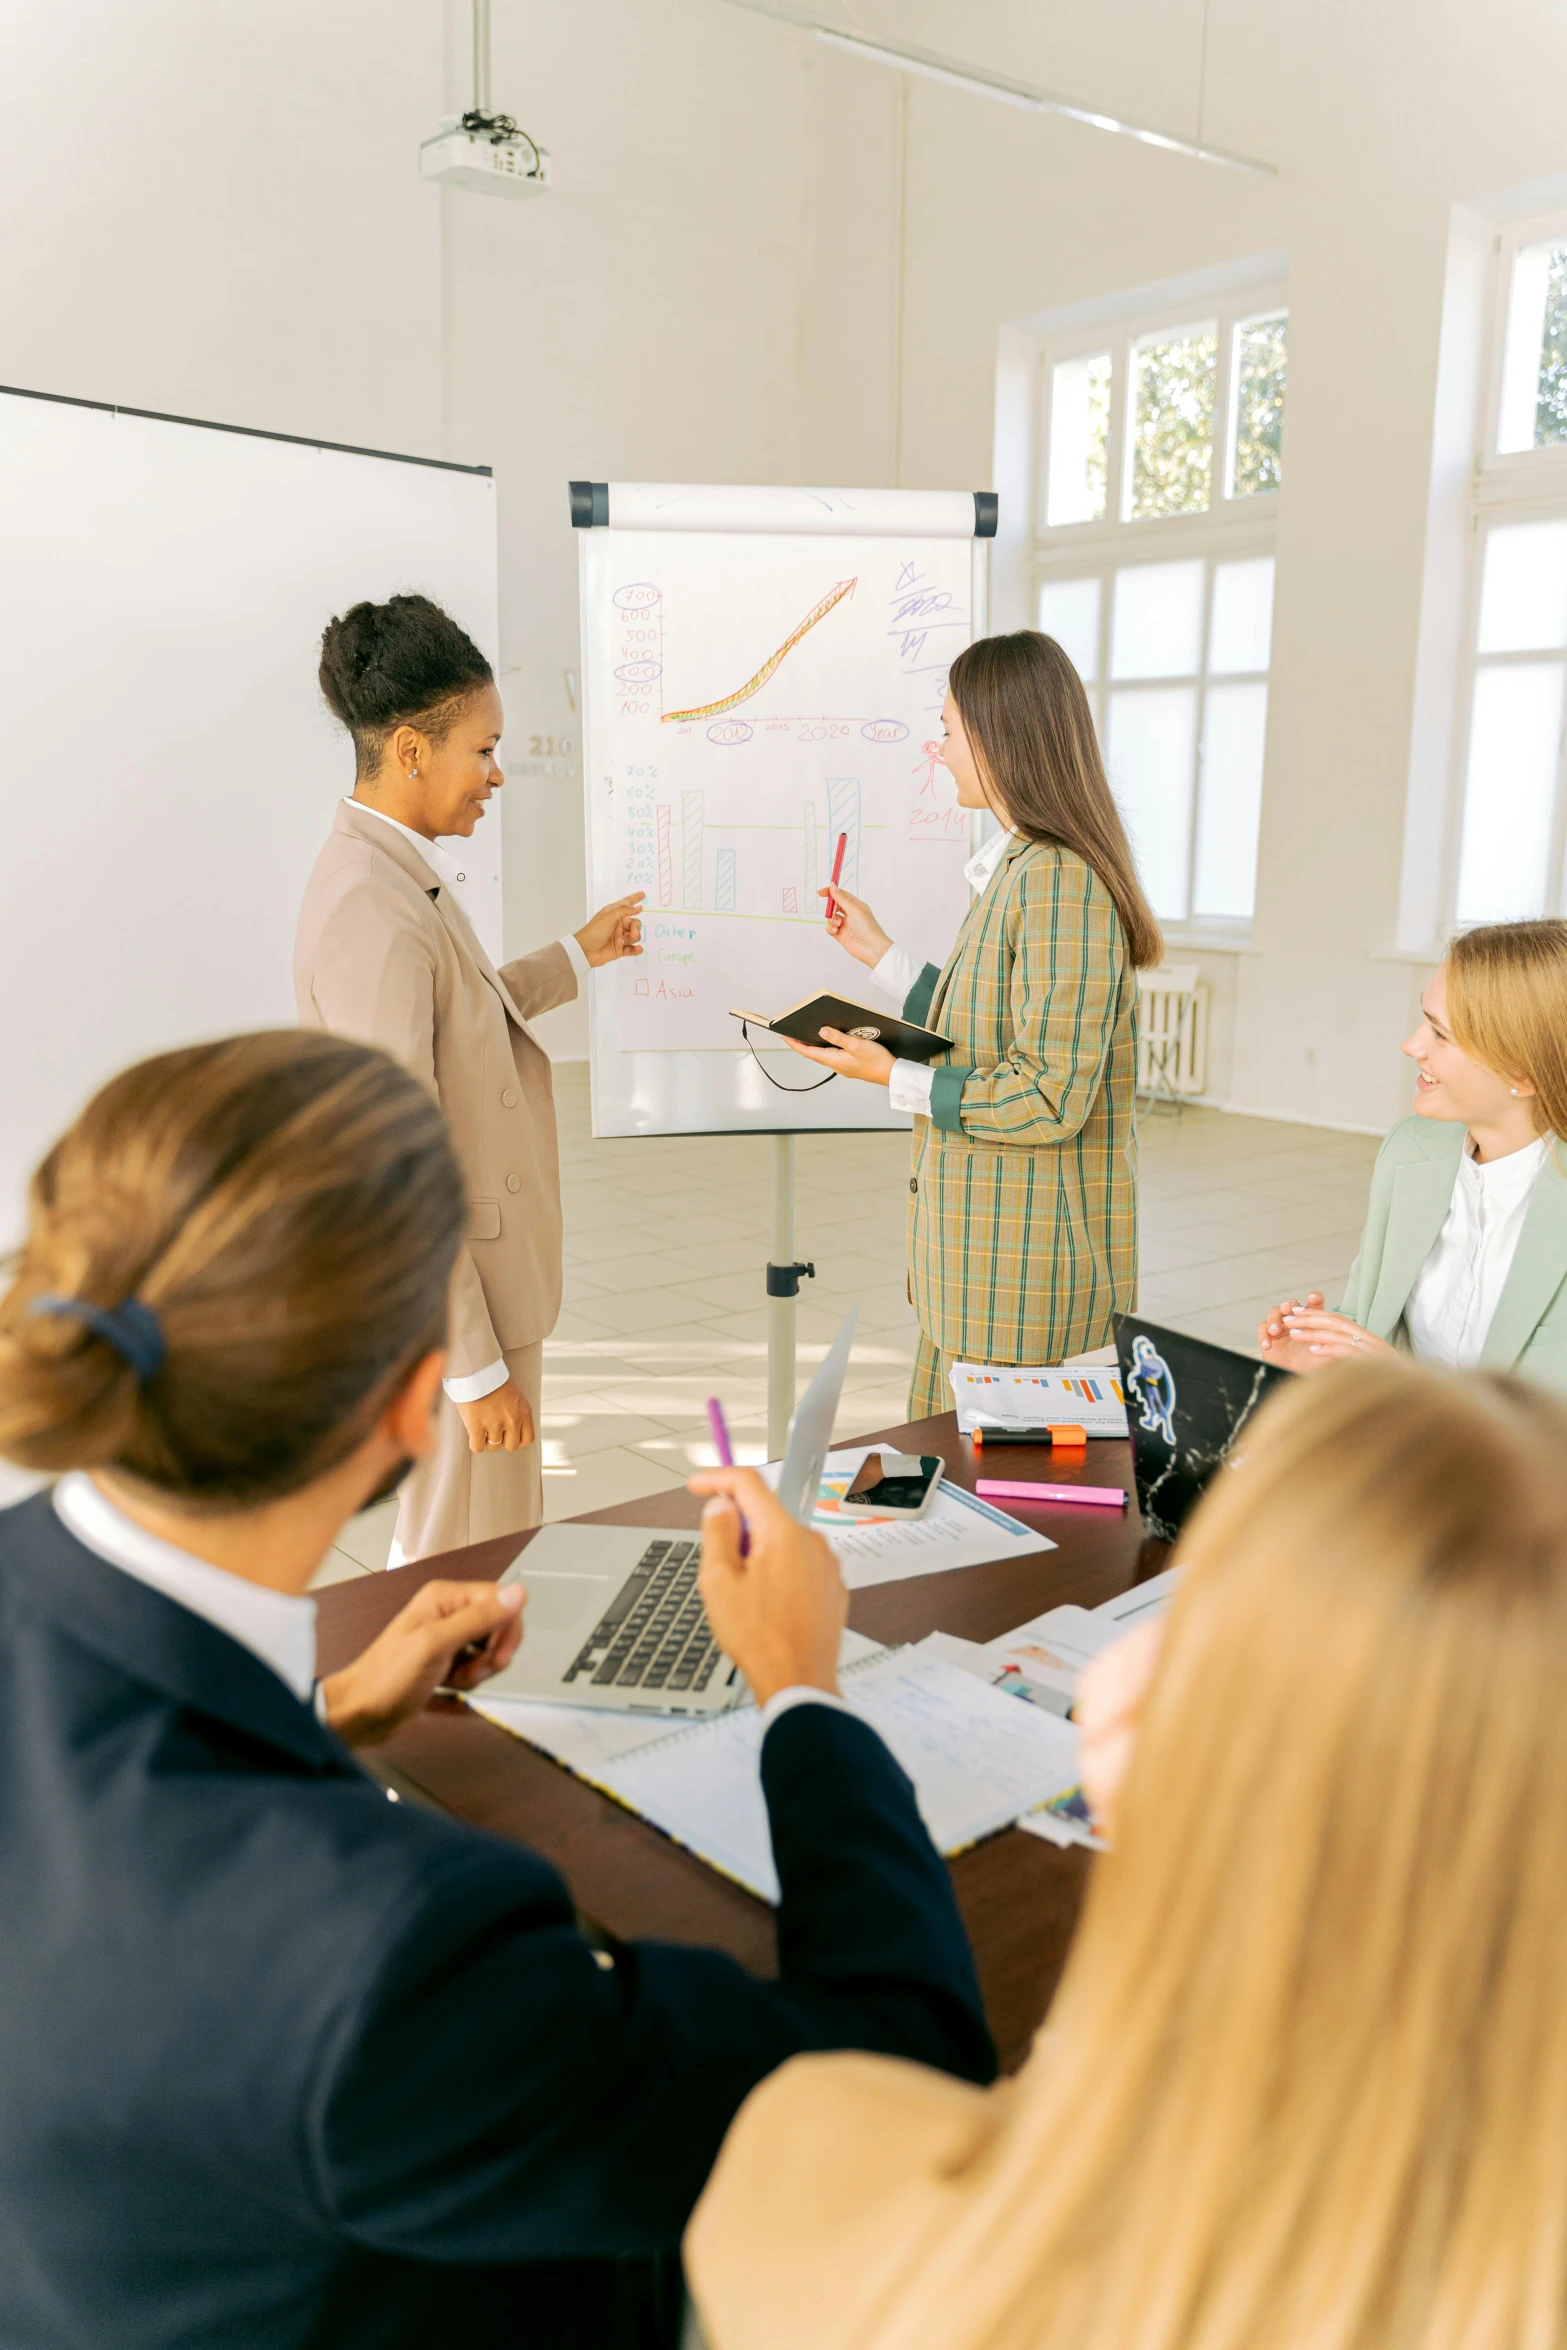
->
[0,387,499,1245]
[578,483,992,1137]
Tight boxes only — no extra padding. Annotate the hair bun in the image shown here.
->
[318,594,492,742]
[0,1032,467,1505]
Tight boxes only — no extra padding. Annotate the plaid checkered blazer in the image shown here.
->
[903,835,1140,1364]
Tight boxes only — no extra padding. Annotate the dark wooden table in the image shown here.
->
[316,1414,1165,2070]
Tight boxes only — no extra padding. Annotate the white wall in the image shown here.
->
[6,0,1567,1119]
[0,0,812,1060]
[791,0,1567,1131]
[440,0,810,1053]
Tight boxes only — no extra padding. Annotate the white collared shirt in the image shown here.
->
[871,827,1015,1118]
[1404,1132,1551,1369]
[54,1471,318,1703]
[349,798,591,986]
[759,1686,851,1732]
[350,798,590,1404]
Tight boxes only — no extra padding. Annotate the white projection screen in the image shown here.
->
[0,387,499,1245]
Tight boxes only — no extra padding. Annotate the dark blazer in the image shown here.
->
[0,1496,993,2349]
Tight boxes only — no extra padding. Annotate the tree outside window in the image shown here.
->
[1129,326,1218,519]
[1230,313,1287,496]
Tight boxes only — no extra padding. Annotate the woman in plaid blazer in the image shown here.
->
[788,631,1163,1418]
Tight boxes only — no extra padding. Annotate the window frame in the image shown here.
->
[1442,500,1567,931]
[1479,206,1567,496]
[1029,283,1287,942]
[1437,214,1567,936]
[1036,521,1278,936]
[1035,282,1288,547]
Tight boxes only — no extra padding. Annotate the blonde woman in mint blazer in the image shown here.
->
[788,632,1163,1418]
[1260,920,1567,1390]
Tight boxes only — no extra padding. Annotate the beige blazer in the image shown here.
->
[686,2049,1002,2350]
[294,800,577,1378]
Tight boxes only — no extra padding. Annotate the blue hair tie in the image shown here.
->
[29,1295,166,1383]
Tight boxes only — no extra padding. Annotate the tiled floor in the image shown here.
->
[312,1069,1379,1585]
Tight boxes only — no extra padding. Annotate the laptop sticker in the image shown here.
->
[1127,1333,1177,1448]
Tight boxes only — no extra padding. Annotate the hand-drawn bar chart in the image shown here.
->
[594,530,976,1052]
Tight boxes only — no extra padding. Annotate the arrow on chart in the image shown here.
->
[662,578,857,724]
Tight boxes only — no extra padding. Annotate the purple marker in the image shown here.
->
[706,1396,750,1557]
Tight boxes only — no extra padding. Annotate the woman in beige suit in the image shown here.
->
[686,1355,1567,2350]
[296,594,641,1561]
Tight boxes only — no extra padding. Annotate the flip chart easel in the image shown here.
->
[573,479,995,1450]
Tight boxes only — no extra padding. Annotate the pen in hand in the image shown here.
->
[825,830,848,922]
[706,1397,750,1557]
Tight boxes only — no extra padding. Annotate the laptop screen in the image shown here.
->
[1114,1314,1293,1543]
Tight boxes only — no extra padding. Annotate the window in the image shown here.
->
[1039,554,1274,923]
[1498,239,1567,453]
[1031,282,1288,930]
[1442,216,1567,930]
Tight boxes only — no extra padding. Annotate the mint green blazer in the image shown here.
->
[1339,1115,1567,1391]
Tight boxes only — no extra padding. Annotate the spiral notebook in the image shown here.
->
[592,1643,1082,1903]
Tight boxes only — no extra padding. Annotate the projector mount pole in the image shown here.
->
[472,0,492,115]
[767,1136,814,1458]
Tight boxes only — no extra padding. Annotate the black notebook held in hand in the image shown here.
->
[731,993,952,1062]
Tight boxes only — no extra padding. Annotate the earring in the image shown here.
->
[1511,1086,1519,1096]
[409,767,418,780]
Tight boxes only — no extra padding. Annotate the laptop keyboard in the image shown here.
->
[561,1537,722,1695]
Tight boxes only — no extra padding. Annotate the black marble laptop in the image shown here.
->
[1113,1314,1294,1543]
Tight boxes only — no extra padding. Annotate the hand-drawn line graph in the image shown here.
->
[662,577,857,724]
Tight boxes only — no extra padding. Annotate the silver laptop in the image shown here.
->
[478,1310,858,1716]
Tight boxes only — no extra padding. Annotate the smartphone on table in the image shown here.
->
[839,1451,943,1519]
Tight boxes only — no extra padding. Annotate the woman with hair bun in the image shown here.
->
[298,592,643,1560]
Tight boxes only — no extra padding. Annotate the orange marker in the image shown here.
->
[972,1423,1087,1450]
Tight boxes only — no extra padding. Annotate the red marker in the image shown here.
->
[826,831,848,920]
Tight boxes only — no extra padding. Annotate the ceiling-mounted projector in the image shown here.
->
[420,111,550,197]
[421,1,549,198]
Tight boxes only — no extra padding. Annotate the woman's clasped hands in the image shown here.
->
[1257,1291,1394,1372]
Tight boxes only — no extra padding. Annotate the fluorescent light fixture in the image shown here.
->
[715,4,1276,180]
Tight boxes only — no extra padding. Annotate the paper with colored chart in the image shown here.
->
[923,1574,1185,1853]
[759,1447,1056,1588]
[949,1360,1129,1438]
[924,1629,1103,1851]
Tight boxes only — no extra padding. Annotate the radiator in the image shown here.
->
[1137,966,1208,1099]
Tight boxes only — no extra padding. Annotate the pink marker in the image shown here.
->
[976,1478,1127,1510]
[706,1396,750,1556]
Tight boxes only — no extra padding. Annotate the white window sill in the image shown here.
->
[1160,927,1260,954]
[1370,943,1446,966]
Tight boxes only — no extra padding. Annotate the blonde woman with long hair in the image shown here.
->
[1259,917,1567,1385]
[686,1354,1567,2350]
